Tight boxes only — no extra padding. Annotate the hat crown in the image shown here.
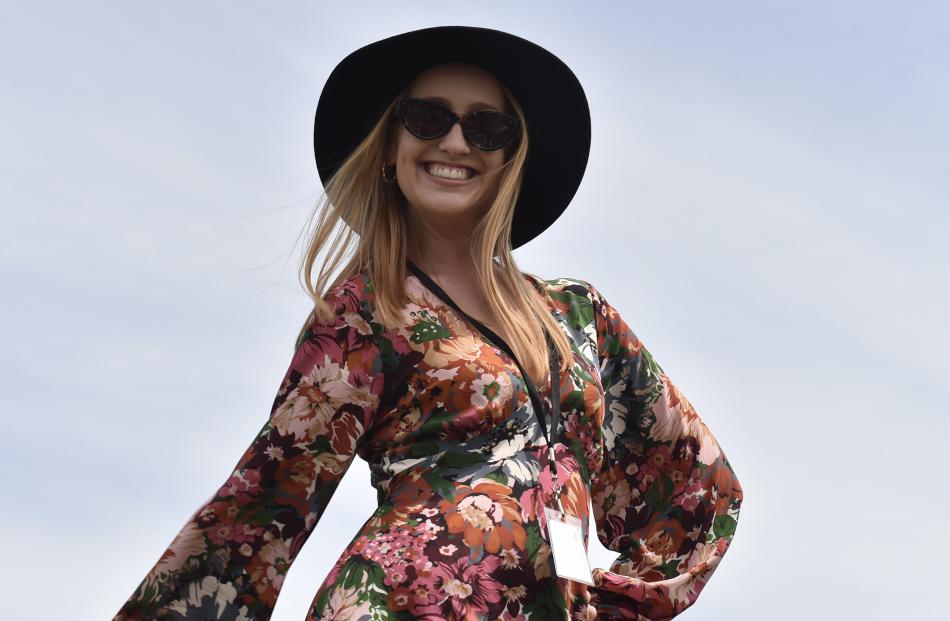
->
[314,26,591,249]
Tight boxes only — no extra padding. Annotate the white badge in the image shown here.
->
[543,506,594,586]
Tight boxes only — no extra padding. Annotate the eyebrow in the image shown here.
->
[420,96,502,112]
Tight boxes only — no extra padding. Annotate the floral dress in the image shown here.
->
[114,259,744,621]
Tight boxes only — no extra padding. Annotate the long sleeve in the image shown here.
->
[586,282,743,621]
[114,278,387,621]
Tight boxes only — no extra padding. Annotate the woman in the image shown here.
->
[114,26,743,621]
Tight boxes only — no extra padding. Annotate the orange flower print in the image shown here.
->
[439,479,526,554]
[637,517,688,573]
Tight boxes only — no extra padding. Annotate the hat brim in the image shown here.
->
[314,25,591,250]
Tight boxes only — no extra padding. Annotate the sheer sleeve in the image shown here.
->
[114,276,388,621]
[586,282,743,620]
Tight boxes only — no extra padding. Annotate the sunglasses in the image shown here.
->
[393,97,522,152]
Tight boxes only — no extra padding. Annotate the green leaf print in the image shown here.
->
[339,555,373,592]
[234,501,277,527]
[658,558,682,579]
[421,471,455,500]
[713,514,738,539]
[523,579,568,620]
[570,437,591,482]
[312,556,398,621]
[408,309,451,344]
[563,389,587,413]
[420,407,454,434]
[526,522,543,560]
[361,562,394,621]
[374,326,400,373]
[547,287,594,331]
[602,330,623,359]
[644,472,675,513]
[484,470,509,484]
[636,346,666,404]
[311,556,365,617]
[571,367,596,391]
[305,434,332,455]
[409,440,441,458]
[438,450,483,469]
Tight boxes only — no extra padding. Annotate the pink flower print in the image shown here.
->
[408,571,442,607]
[222,468,261,496]
[429,555,504,619]
[384,566,408,588]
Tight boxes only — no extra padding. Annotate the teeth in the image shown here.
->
[425,163,474,180]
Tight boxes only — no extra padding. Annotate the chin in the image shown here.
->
[414,195,482,215]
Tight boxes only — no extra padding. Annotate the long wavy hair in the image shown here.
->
[293,66,574,388]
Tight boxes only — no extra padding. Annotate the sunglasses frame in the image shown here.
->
[393,96,522,152]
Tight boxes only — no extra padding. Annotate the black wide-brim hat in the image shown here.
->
[314,25,591,250]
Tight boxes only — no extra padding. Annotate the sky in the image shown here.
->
[1,1,948,619]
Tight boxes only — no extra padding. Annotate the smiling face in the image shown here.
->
[390,63,510,233]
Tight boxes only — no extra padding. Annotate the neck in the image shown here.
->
[407,240,479,284]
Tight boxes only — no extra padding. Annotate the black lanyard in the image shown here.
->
[405,260,561,449]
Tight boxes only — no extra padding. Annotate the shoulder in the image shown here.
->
[324,269,375,308]
[294,270,377,350]
[526,273,599,305]
[525,273,604,327]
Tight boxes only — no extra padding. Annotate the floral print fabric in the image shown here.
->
[114,265,743,621]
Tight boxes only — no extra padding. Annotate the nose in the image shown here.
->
[437,120,471,155]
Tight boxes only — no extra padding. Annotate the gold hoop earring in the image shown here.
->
[381,162,397,183]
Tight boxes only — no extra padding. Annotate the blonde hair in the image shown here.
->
[294,67,574,388]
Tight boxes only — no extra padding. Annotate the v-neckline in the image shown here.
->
[405,258,519,361]
[404,258,562,447]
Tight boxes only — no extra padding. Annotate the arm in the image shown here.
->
[586,282,743,621]
[114,275,388,620]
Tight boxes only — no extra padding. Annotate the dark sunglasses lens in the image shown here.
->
[400,99,519,150]
[464,112,518,150]
[403,100,453,139]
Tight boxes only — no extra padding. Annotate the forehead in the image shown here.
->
[407,63,507,111]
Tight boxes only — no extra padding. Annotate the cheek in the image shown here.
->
[483,156,507,186]
[393,132,421,164]
[489,151,507,172]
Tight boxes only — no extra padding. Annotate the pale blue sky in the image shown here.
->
[2,2,948,620]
